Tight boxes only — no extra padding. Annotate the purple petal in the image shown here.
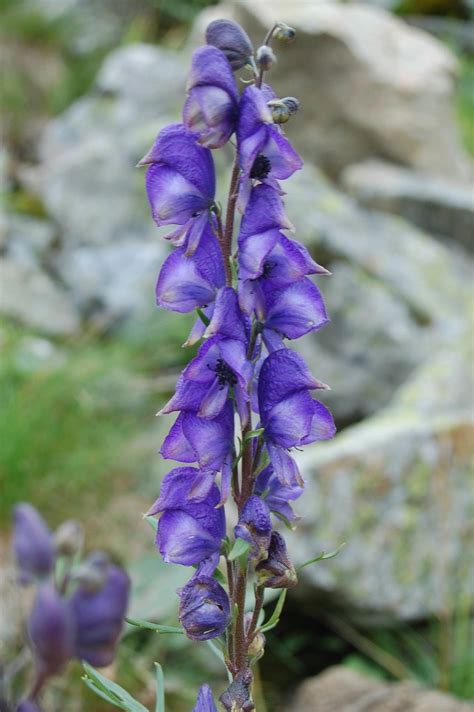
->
[263,128,303,180]
[301,399,336,444]
[184,86,236,148]
[182,404,234,470]
[206,19,254,71]
[267,443,303,487]
[139,123,215,199]
[160,413,196,463]
[146,164,208,226]
[234,495,272,561]
[27,584,74,676]
[157,507,224,566]
[147,468,216,515]
[258,349,324,418]
[192,683,219,712]
[179,575,230,640]
[13,504,55,585]
[263,235,329,286]
[204,287,248,341]
[187,46,238,101]
[199,378,229,419]
[263,278,329,339]
[264,391,315,449]
[158,375,209,415]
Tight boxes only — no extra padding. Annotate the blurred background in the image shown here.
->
[0,0,473,710]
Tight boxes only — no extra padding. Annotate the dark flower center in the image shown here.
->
[250,154,271,180]
[261,261,275,279]
[214,358,238,388]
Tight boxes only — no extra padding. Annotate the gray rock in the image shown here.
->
[293,667,474,712]
[291,334,474,622]
[342,160,474,252]
[0,258,80,335]
[284,165,472,422]
[195,1,471,180]
[3,213,56,269]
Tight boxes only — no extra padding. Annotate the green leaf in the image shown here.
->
[145,515,158,531]
[154,663,165,712]
[126,617,184,634]
[297,542,346,571]
[227,538,251,562]
[243,428,264,442]
[213,567,226,584]
[260,589,287,633]
[196,308,210,326]
[82,662,149,712]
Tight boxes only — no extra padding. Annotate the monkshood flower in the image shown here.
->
[192,684,218,712]
[234,496,272,562]
[159,289,252,423]
[206,19,254,71]
[27,585,74,678]
[179,575,230,640]
[236,85,303,211]
[254,463,303,524]
[184,46,239,149]
[160,400,234,473]
[140,124,215,255]
[258,349,335,486]
[13,504,55,585]
[148,467,225,566]
[255,531,297,589]
[68,564,130,667]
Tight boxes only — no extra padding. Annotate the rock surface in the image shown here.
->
[194,1,470,180]
[342,160,474,252]
[293,667,474,712]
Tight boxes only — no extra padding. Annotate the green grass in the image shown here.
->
[456,54,474,156]
[0,312,192,528]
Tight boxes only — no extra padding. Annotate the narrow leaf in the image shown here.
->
[243,428,264,442]
[297,542,346,571]
[260,589,287,633]
[154,663,165,712]
[145,516,158,531]
[228,538,251,562]
[82,663,149,712]
[126,617,183,634]
[196,308,210,326]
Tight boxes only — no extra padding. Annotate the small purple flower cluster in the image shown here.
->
[10,504,129,711]
[141,18,336,711]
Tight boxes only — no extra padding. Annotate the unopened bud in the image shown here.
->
[27,584,74,678]
[220,669,255,712]
[255,532,297,589]
[281,96,300,114]
[13,504,55,585]
[267,100,290,124]
[54,520,84,557]
[206,19,254,71]
[245,613,266,660]
[256,45,276,71]
[273,22,296,43]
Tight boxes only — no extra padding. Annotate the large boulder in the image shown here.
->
[342,160,474,253]
[294,667,474,712]
[194,1,471,180]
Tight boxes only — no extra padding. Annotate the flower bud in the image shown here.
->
[267,100,291,124]
[68,564,130,667]
[256,45,276,71]
[255,532,297,589]
[282,96,300,114]
[234,496,272,562]
[220,670,255,712]
[206,19,254,71]
[273,22,296,43]
[245,613,265,660]
[54,519,84,557]
[179,575,230,641]
[27,584,74,678]
[192,684,218,712]
[13,504,55,585]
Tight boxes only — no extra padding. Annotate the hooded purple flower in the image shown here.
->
[183,46,239,149]
[159,288,252,424]
[27,584,74,677]
[258,349,335,486]
[192,684,218,712]
[254,463,303,524]
[68,565,130,667]
[140,124,216,255]
[179,575,230,640]
[160,401,234,474]
[255,531,297,589]
[237,85,303,211]
[206,19,254,71]
[13,504,55,585]
[148,467,225,566]
[234,496,272,562]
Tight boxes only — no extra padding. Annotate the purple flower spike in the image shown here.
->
[258,350,335,486]
[141,124,215,255]
[234,496,272,561]
[68,565,130,667]
[255,463,303,524]
[160,398,234,473]
[156,226,225,313]
[206,19,254,71]
[184,46,239,148]
[237,85,303,212]
[27,584,74,678]
[13,504,55,585]
[155,480,225,566]
[179,576,230,640]
[192,684,218,712]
